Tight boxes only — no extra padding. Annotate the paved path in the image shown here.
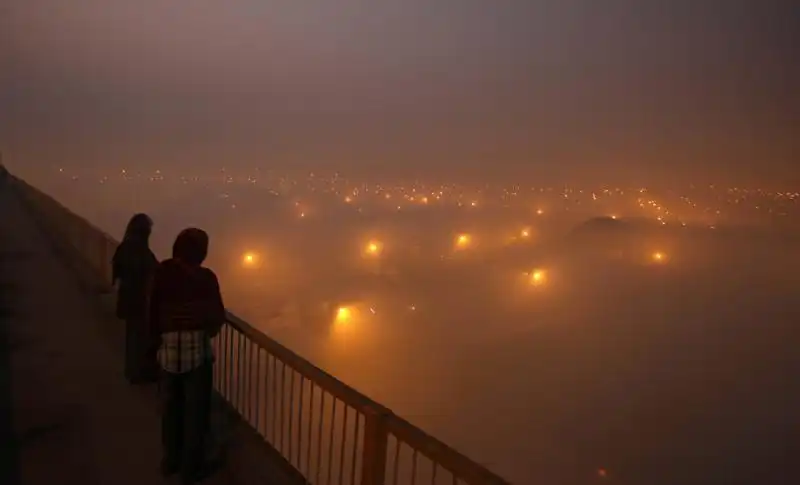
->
[0,183,295,485]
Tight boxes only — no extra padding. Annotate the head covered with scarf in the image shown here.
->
[123,213,153,244]
[172,228,209,266]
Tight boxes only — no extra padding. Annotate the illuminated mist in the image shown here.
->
[3,1,800,484]
[29,174,800,485]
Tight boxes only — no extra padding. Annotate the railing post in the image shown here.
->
[360,407,389,485]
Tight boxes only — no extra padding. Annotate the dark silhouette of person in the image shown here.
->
[148,228,224,484]
[112,213,159,384]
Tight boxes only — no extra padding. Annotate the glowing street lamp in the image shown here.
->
[364,240,383,257]
[529,269,547,286]
[651,251,667,263]
[335,306,353,324]
[241,252,259,268]
[455,233,471,249]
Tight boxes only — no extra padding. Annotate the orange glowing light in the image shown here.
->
[536,209,544,215]
[335,306,353,323]
[529,269,546,285]
[520,227,531,238]
[652,251,666,262]
[364,240,383,256]
[241,252,258,267]
[455,234,471,248]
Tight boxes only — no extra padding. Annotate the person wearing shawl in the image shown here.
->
[149,228,225,484]
[112,213,159,384]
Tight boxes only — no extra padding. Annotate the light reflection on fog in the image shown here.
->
[58,185,800,485]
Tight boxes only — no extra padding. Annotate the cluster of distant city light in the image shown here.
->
[58,167,774,335]
[60,167,800,225]
[238,227,671,329]
[53,167,795,324]
[324,250,670,328]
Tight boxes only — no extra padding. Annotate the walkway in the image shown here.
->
[0,182,291,484]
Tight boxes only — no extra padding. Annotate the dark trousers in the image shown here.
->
[160,362,213,480]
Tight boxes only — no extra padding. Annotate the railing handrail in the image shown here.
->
[226,312,509,484]
[10,174,512,485]
[223,312,388,412]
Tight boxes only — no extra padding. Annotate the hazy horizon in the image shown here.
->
[3,1,799,187]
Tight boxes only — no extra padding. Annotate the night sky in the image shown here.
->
[2,1,798,185]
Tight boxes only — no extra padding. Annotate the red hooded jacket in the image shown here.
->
[148,258,225,337]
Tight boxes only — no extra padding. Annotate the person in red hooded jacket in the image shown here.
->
[149,228,224,484]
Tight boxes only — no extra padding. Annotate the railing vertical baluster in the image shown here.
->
[254,347,262,436]
[410,450,418,485]
[391,437,401,485]
[222,325,233,403]
[327,399,338,485]
[211,334,217,391]
[237,331,243,415]
[361,408,390,485]
[264,353,272,441]
[238,330,245,414]
[297,375,306,472]
[338,405,349,485]
[251,341,258,424]
[305,383,315,480]
[278,361,286,453]
[270,355,278,444]
[315,392,326,485]
[216,328,223,396]
[226,326,234,401]
[230,330,238,406]
[212,331,220,392]
[230,330,235,408]
[245,341,253,423]
[350,412,360,485]
[287,368,296,466]
[240,340,247,420]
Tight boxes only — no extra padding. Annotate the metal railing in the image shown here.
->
[8,174,512,485]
